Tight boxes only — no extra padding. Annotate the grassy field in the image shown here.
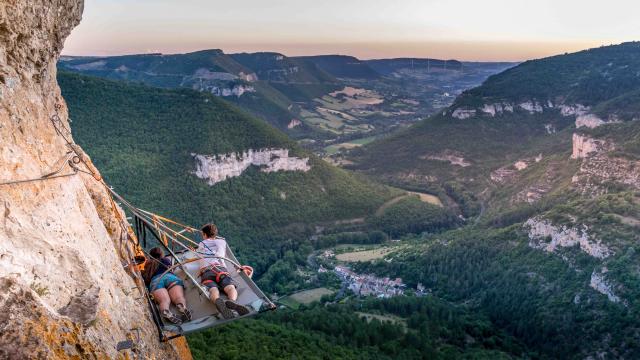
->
[280,287,335,308]
[325,135,379,155]
[408,191,443,207]
[375,191,443,216]
[335,247,396,262]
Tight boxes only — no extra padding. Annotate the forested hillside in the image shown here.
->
[58,72,399,271]
[345,42,640,358]
[59,50,321,133]
[189,298,526,359]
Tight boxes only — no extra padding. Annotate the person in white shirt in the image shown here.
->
[197,223,250,319]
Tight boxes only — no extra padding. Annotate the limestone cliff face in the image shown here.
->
[570,134,640,194]
[524,217,611,259]
[192,149,311,185]
[0,1,190,358]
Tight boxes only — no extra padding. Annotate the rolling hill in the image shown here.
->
[296,55,381,79]
[59,50,512,149]
[59,50,318,133]
[346,42,640,358]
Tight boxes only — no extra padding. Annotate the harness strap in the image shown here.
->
[199,265,230,283]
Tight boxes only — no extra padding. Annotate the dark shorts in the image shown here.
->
[200,265,238,291]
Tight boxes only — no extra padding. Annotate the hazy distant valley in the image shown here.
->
[58,51,513,161]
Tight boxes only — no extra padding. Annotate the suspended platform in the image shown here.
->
[159,246,274,336]
[107,188,275,342]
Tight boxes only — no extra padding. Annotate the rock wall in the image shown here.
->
[571,133,612,159]
[0,1,190,358]
[524,218,611,259]
[192,149,311,185]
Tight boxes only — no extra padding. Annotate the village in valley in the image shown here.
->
[278,244,429,309]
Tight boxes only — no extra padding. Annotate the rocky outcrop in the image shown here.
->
[559,104,589,116]
[573,155,640,193]
[518,101,544,113]
[288,119,302,129]
[575,114,605,128]
[575,113,621,128]
[238,71,258,82]
[590,269,621,304]
[524,218,611,259]
[571,133,612,159]
[0,1,190,358]
[210,84,255,97]
[479,103,514,116]
[451,108,476,119]
[192,149,311,185]
[571,134,640,193]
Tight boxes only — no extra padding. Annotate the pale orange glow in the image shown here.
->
[63,0,640,61]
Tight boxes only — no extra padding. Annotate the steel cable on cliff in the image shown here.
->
[0,104,101,186]
[0,151,80,186]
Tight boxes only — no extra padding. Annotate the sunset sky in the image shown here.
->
[63,0,640,61]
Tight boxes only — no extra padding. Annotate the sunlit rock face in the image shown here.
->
[571,133,612,159]
[192,149,311,185]
[0,1,190,358]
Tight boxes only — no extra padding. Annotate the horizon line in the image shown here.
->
[61,41,628,63]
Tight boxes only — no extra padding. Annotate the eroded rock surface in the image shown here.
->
[0,1,190,358]
[524,217,611,259]
[571,133,612,159]
[590,269,622,304]
[192,149,311,185]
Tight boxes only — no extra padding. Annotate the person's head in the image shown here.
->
[149,247,164,259]
[201,223,218,239]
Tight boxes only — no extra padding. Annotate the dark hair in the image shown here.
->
[149,247,163,259]
[201,223,218,238]
[142,247,164,286]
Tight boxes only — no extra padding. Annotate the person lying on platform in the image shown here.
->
[196,223,251,319]
[142,247,192,324]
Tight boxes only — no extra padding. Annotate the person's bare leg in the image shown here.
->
[223,285,250,315]
[152,288,171,312]
[223,284,238,301]
[169,284,191,321]
[208,287,220,302]
[168,284,186,307]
